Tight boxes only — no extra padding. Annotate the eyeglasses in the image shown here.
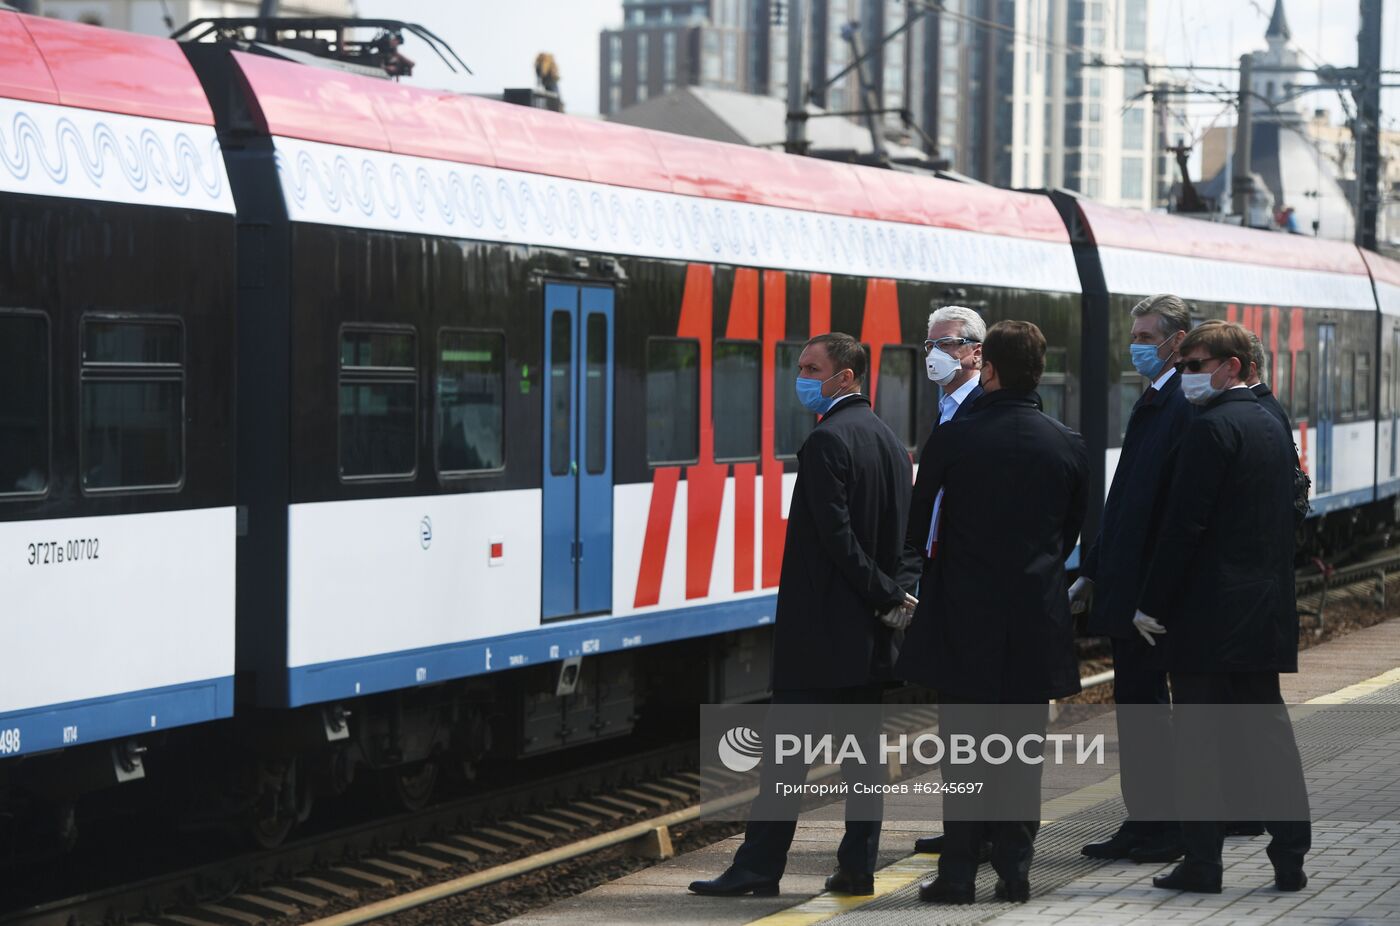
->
[923,337,980,355]
[1179,357,1224,373]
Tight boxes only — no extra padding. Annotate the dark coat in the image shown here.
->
[1138,388,1299,673]
[895,389,1090,702]
[893,381,982,594]
[1251,382,1291,437]
[769,395,914,690]
[1080,370,1195,637]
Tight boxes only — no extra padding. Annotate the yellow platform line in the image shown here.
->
[746,853,940,926]
[1305,665,1400,703]
[743,662,1400,926]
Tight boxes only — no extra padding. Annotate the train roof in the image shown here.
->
[1076,199,1375,310]
[222,51,1082,293]
[0,12,213,124]
[0,13,232,215]
[228,51,1069,247]
[1361,248,1400,316]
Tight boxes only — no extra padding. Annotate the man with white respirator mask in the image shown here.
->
[894,305,986,860]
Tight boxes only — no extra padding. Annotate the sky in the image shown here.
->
[352,0,1400,133]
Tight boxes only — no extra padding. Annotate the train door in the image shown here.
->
[1316,323,1336,494]
[541,283,615,620]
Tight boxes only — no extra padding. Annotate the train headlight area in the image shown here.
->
[2,6,1400,859]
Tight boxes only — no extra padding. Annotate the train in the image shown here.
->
[2,10,1399,853]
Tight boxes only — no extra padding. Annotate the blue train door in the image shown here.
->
[542,283,615,620]
[1316,323,1336,494]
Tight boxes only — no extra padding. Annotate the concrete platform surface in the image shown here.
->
[505,617,1400,926]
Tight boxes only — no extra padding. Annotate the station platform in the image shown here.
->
[506,617,1400,925]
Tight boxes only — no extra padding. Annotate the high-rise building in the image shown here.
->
[601,0,1155,207]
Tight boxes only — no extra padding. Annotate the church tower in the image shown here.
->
[1251,0,1305,123]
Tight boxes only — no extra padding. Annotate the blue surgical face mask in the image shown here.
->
[1130,337,1170,379]
[795,371,846,414]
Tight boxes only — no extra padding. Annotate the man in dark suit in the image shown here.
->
[1134,321,1310,895]
[902,305,985,858]
[1075,294,1194,863]
[689,332,914,898]
[897,320,1089,904]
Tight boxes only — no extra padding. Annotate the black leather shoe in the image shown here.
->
[824,867,874,895]
[913,834,992,862]
[1152,862,1223,894]
[1275,869,1308,892]
[1081,830,1142,860]
[918,876,975,904]
[994,877,1030,902]
[688,865,780,896]
[1128,835,1185,864]
[1225,821,1266,837]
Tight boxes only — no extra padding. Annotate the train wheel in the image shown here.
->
[381,759,438,813]
[243,757,308,849]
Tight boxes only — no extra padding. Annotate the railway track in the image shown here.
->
[9,555,1400,926]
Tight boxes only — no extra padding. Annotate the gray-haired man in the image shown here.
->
[899,305,986,859]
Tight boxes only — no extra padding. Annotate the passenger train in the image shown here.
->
[2,11,1398,851]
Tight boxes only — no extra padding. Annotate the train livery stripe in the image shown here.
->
[0,97,234,213]
[285,596,777,708]
[1096,245,1377,311]
[0,677,234,759]
[269,136,1082,293]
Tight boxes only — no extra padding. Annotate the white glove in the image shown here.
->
[880,593,918,630]
[1068,576,1094,615]
[1132,609,1166,646]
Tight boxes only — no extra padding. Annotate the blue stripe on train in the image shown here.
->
[287,596,780,707]
[0,677,234,759]
[1307,486,1377,517]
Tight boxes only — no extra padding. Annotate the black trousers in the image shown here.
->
[1111,634,1174,838]
[1170,671,1311,873]
[732,685,884,879]
[938,698,1047,885]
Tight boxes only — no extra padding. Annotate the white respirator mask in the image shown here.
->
[926,348,961,386]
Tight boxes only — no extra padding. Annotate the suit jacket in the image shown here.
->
[1080,371,1195,637]
[768,395,914,690]
[894,381,982,593]
[1251,382,1291,437]
[895,389,1089,702]
[1138,388,1299,673]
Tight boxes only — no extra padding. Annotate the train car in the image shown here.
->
[0,14,237,843]
[1058,196,1385,555]
[176,36,1082,833]
[1360,248,1400,508]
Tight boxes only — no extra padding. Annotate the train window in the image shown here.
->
[339,327,416,480]
[714,339,760,460]
[874,346,917,449]
[1356,352,1372,416]
[1040,348,1068,423]
[0,312,48,497]
[549,312,572,476]
[1341,351,1356,416]
[646,337,699,464]
[1292,351,1312,420]
[80,317,183,492]
[437,329,505,475]
[775,340,815,457]
[585,315,608,475]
